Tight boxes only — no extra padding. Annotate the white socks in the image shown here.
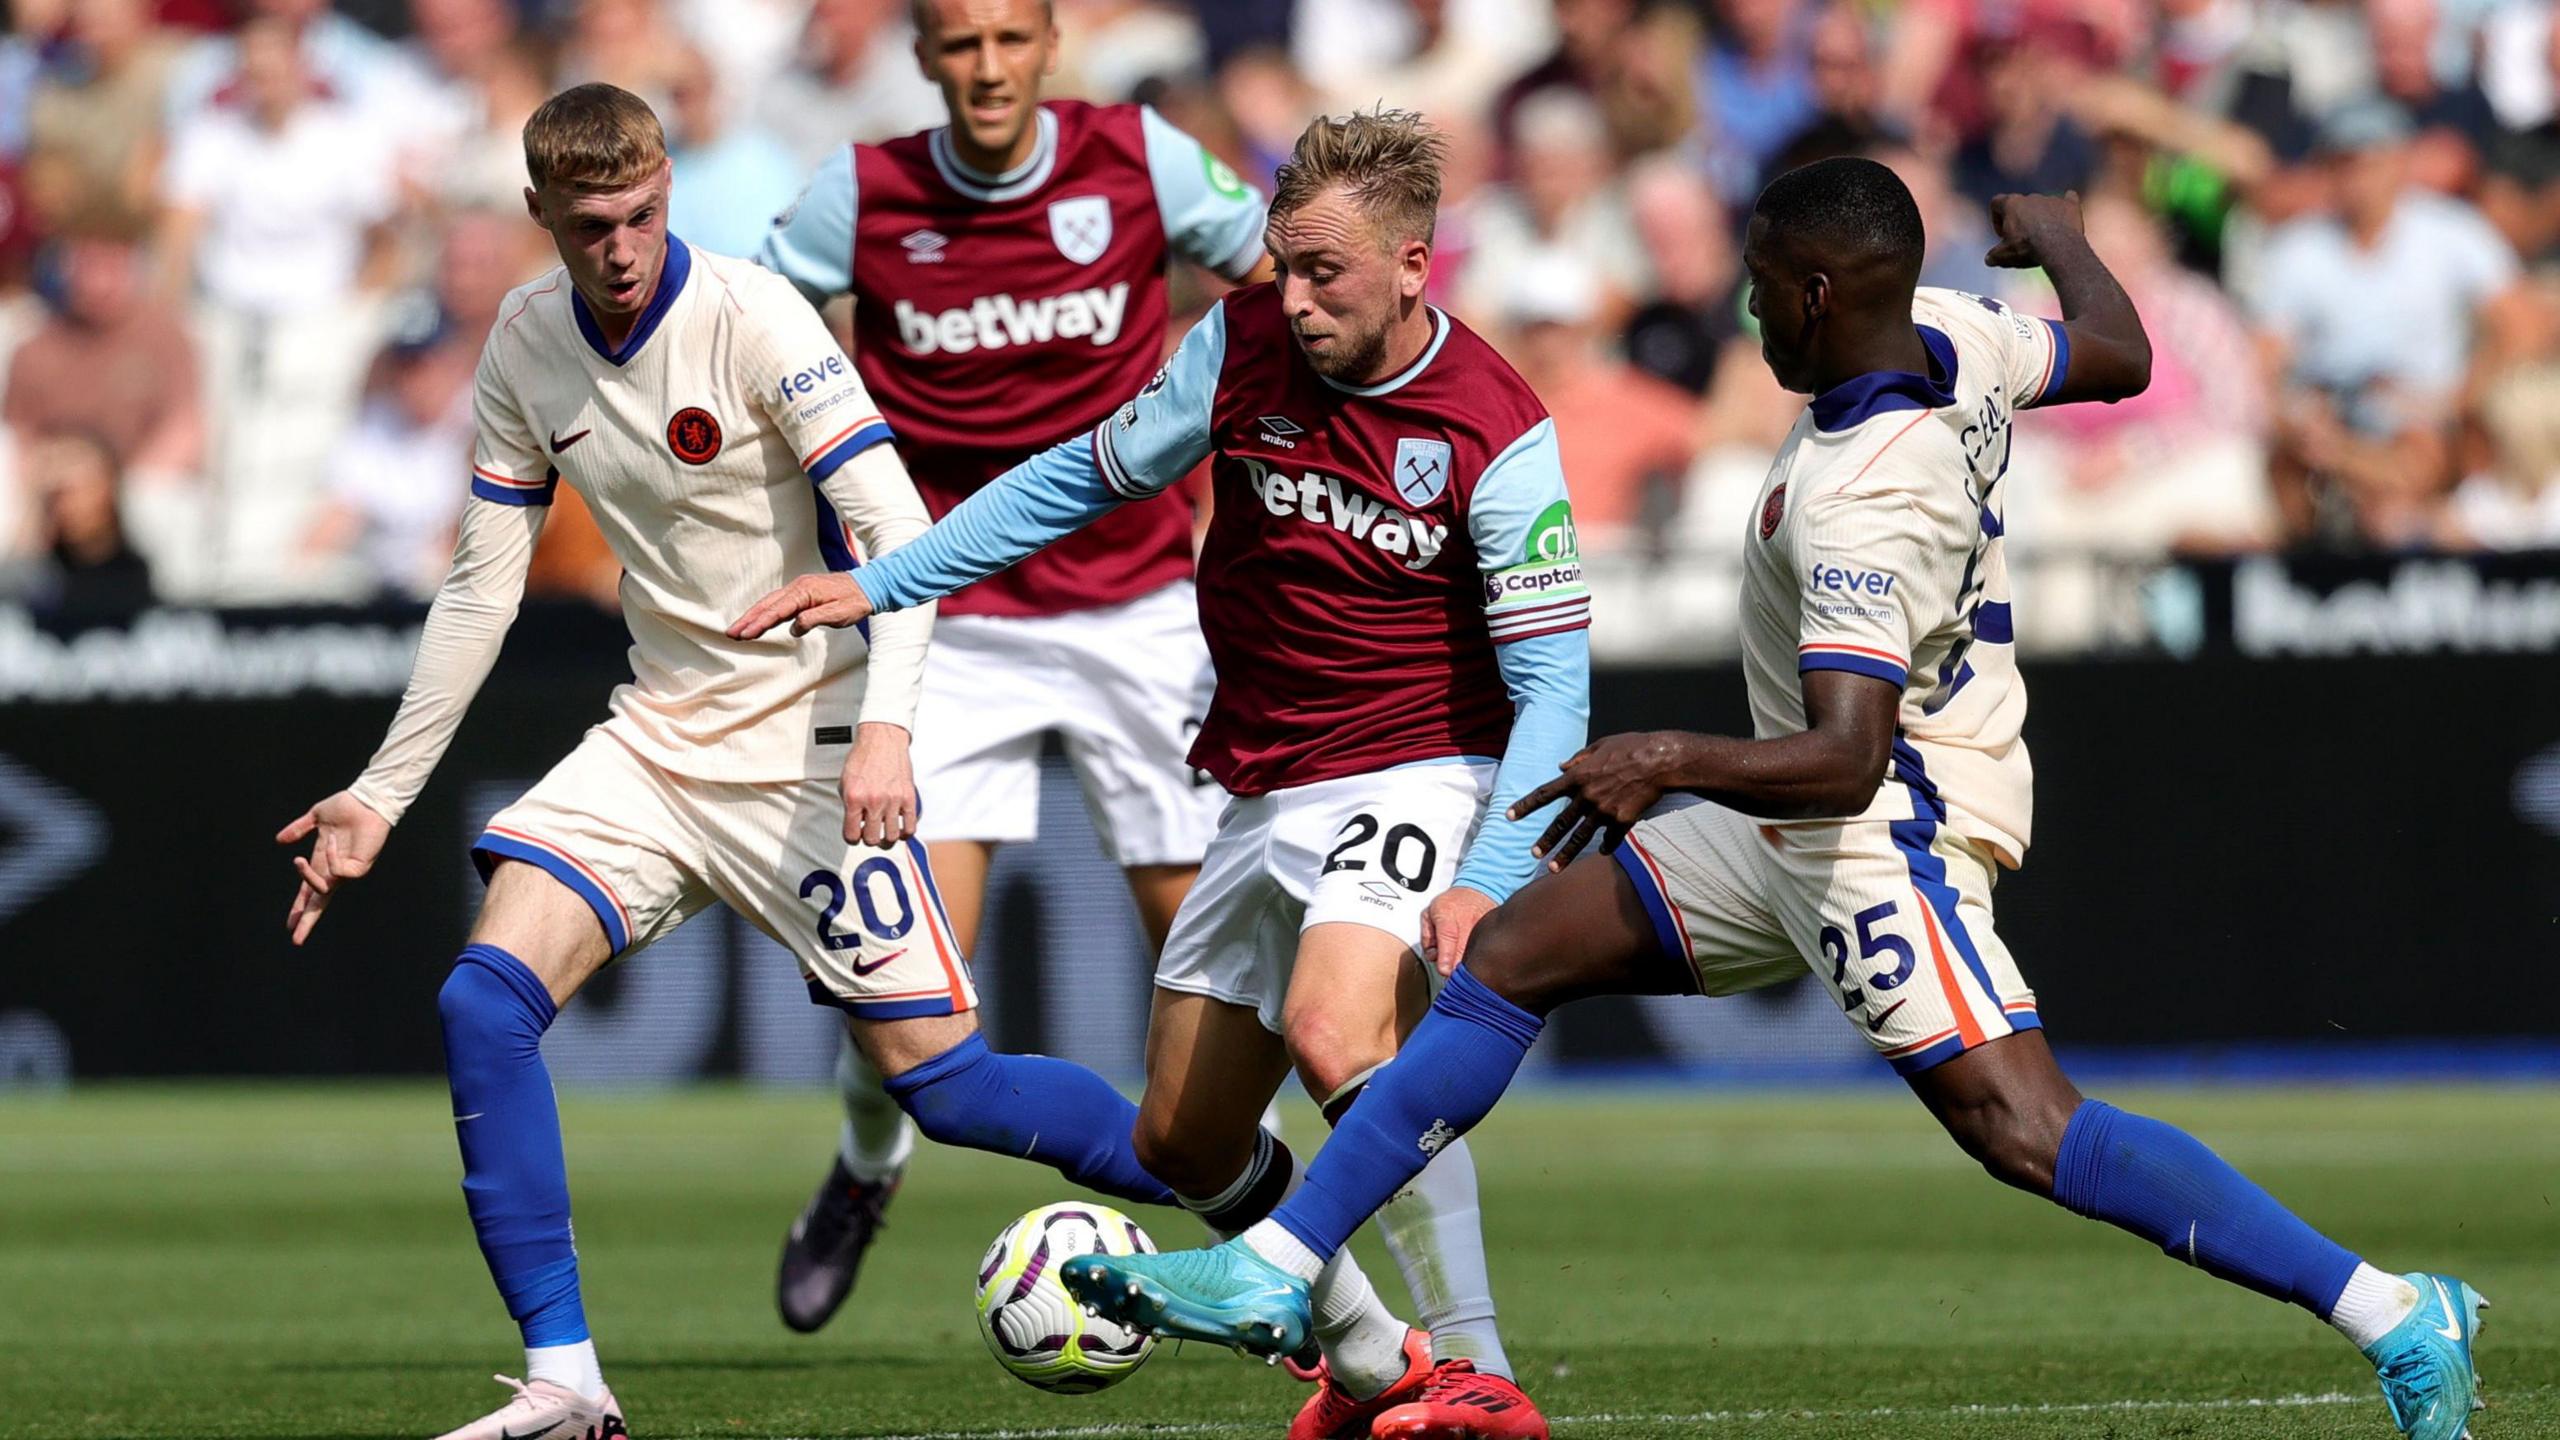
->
[525,1339,603,1399]
[1244,1217,1326,1281]
[1376,1137,1512,1380]
[2330,1264,2421,1350]
[835,1040,915,1184]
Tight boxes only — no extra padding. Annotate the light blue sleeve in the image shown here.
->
[758,146,859,304]
[1140,106,1268,280]
[850,441,1123,612]
[1093,299,1225,497]
[853,302,1226,610]
[1452,419,1593,902]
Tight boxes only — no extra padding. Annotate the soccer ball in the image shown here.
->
[974,1202,1159,1393]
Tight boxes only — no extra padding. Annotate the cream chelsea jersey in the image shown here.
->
[1743,286,2069,866]
[350,238,935,824]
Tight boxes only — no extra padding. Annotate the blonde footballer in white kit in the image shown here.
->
[274,85,1253,1440]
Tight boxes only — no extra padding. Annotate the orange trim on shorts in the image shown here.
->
[906,848,970,1008]
[1626,838,1696,966]
[1912,886,1985,1049]
[1880,1024,1961,1058]
[484,824,633,939]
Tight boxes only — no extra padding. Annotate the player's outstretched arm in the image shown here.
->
[1986,191,2152,405]
[1513,671,1901,867]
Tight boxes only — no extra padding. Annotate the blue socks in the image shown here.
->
[1271,966,1545,1259]
[439,944,588,1348]
[884,1032,1174,1207]
[2052,1099,2362,1318]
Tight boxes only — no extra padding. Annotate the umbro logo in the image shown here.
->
[1417,1119,1455,1157]
[1256,415,1302,449]
[901,229,948,263]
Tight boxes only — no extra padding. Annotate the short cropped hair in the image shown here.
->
[1272,107,1447,247]
[523,83,666,194]
[910,0,1052,34]
[1751,156,1924,268]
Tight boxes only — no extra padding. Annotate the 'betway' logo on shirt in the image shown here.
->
[894,283,1130,354]
[1242,458,1448,571]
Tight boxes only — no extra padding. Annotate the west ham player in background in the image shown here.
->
[756,0,1264,1336]
[274,86,1289,1440]
[1073,162,2495,1440]
[737,110,1577,1440]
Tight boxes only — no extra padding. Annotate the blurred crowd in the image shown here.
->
[4,0,2560,630]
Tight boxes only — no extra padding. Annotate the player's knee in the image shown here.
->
[1282,1005,1393,1100]
[436,951,547,1063]
[1129,1107,1239,1198]
[1459,909,1546,1006]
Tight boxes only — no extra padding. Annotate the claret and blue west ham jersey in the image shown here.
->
[1745,285,2069,865]
[759,101,1267,619]
[851,284,1593,901]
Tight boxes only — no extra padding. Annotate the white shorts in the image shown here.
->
[1155,761,1495,1033]
[911,581,1225,868]
[474,730,979,1020]
[1614,797,2039,1074]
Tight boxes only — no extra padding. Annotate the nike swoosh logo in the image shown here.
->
[2430,1277,2464,1341]
[1863,998,1909,1033]
[549,428,592,454]
[850,947,908,976]
[498,1424,555,1440]
[453,1112,484,1122]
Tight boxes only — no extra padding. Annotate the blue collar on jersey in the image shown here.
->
[1807,323,1957,433]
[573,233,692,367]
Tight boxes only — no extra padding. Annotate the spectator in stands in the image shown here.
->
[23,0,179,238]
[163,0,423,137]
[302,310,472,602]
[1871,141,2003,294]
[159,15,397,600]
[2455,364,2560,548]
[555,0,689,115]
[665,45,801,259]
[2008,193,2275,554]
[1949,30,2098,211]
[1458,86,1648,328]
[394,0,526,204]
[1767,0,1891,175]
[432,207,543,341]
[1698,0,1818,198]
[18,428,152,624]
[2372,0,2498,196]
[755,0,946,166]
[1490,0,1635,166]
[3,234,201,484]
[1618,154,1740,396]
[1501,250,1697,554]
[2252,100,2540,547]
[1297,0,1546,126]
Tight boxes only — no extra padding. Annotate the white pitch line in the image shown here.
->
[752,1388,2377,1440]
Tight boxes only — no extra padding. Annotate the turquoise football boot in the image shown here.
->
[1060,1238,1313,1356]
[2363,1273,2490,1439]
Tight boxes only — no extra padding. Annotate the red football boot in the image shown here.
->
[1372,1360,1549,1440]
[1288,1328,1433,1440]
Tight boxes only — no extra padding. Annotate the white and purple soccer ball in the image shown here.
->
[974,1202,1159,1394]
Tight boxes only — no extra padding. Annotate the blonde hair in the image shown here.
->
[1271,108,1447,247]
[522,83,666,194]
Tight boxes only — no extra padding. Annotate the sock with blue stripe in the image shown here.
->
[883,1032,1173,1206]
[1246,966,1545,1270]
[438,944,601,1397]
[2051,1099,2363,1320]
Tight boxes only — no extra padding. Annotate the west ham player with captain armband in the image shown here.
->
[736,110,1579,1440]
[755,0,1268,1337]
[273,85,1299,1440]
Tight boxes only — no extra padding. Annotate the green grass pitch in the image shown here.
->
[3,1082,2552,1438]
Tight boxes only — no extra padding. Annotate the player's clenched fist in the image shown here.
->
[275,790,392,945]
[1510,731,1684,871]
[838,722,919,848]
[728,572,876,640]
[1984,191,2085,269]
